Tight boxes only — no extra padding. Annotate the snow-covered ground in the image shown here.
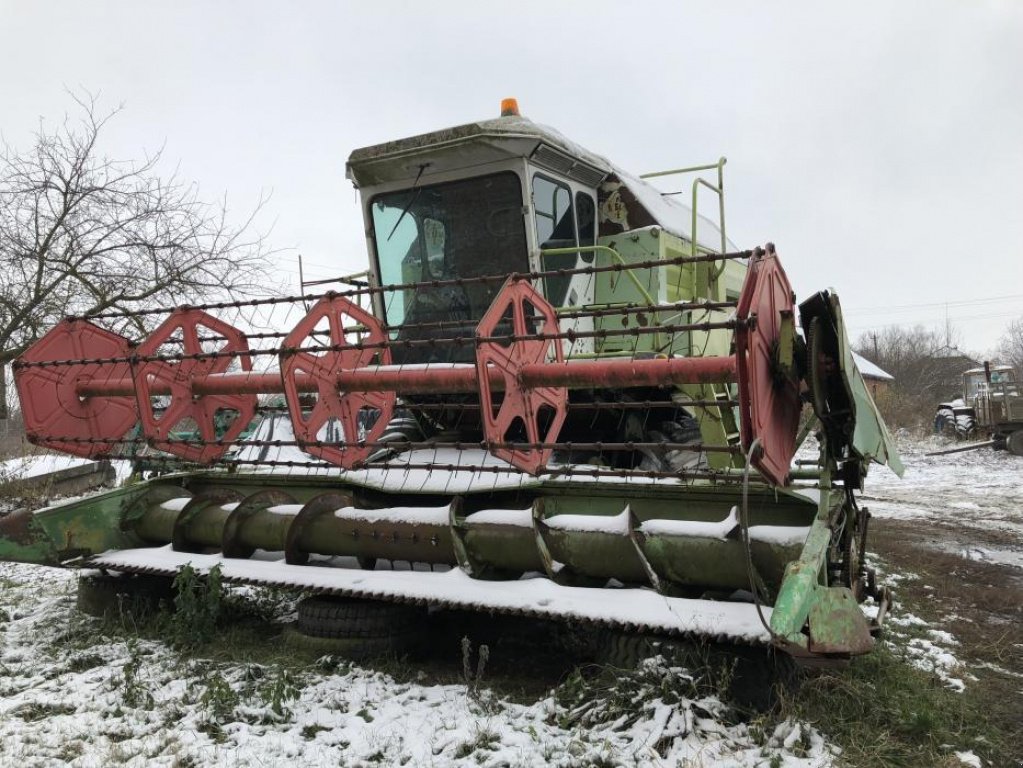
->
[863,436,1023,567]
[0,435,1015,767]
[0,563,837,767]
[0,453,95,482]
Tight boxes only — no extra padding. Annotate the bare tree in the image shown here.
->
[855,325,977,429]
[0,93,274,419]
[996,317,1023,378]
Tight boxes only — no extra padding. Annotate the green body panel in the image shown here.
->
[592,230,674,357]
[0,483,148,565]
[806,586,874,655]
[590,228,742,468]
[830,295,905,476]
[769,516,834,648]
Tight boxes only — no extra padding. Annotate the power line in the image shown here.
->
[846,309,1021,333]
[842,292,1023,315]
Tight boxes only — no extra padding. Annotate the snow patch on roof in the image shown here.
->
[613,167,737,252]
[852,351,894,381]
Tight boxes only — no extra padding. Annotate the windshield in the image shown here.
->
[371,172,527,348]
[990,369,1016,386]
[966,369,1018,399]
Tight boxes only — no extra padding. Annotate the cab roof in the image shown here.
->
[347,113,734,252]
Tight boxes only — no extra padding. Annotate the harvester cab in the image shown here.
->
[8,101,904,664]
[344,98,748,464]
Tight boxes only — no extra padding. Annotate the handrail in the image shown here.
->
[301,270,371,288]
[692,175,727,261]
[640,160,725,179]
[540,244,660,351]
[640,157,729,291]
[539,245,656,308]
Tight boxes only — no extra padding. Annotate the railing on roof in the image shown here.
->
[640,157,728,262]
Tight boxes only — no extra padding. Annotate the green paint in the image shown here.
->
[807,586,874,655]
[769,517,833,644]
[0,483,150,564]
[831,294,905,476]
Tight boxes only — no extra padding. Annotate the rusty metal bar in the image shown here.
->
[76,354,738,400]
[39,435,741,453]
[252,399,739,413]
[519,356,736,389]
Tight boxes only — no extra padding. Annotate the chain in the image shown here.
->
[106,452,744,483]
[37,435,740,453]
[15,319,744,369]
[71,250,754,321]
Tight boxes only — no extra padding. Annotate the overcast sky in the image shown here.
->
[2,1,1020,353]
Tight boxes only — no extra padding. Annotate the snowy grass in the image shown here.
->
[0,562,841,768]
[778,551,1017,768]
[1,436,1018,766]
[0,558,1007,767]
[778,639,1004,768]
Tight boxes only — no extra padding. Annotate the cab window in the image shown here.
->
[371,172,527,333]
[533,174,576,306]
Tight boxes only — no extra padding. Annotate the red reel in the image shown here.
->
[14,320,138,459]
[734,245,802,486]
[279,294,396,469]
[476,279,569,475]
[133,309,257,464]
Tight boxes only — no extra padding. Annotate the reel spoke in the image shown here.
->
[280,294,396,469]
[133,309,257,463]
[476,280,569,475]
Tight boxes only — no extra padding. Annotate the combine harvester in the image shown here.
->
[7,100,901,665]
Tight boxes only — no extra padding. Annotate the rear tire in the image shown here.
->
[287,596,424,659]
[935,407,976,439]
[282,625,411,658]
[956,415,977,439]
[1007,430,1023,457]
[934,407,954,436]
[296,596,422,639]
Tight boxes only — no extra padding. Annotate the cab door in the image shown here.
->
[531,173,596,357]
